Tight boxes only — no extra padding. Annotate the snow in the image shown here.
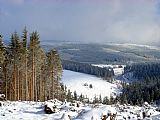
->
[92,64,126,76]
[0,101,46,120]
[0,100,83,120]
[112,43,160,50]
[1,64,160,119]
[92,64,137,82]
[1,100,160,120]
[62,70,121,101]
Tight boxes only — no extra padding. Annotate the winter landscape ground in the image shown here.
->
[1,67,160,120]
[62,70,121,101]
[1,98,160,120]
[2,0,160,119]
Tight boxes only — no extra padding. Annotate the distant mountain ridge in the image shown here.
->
[42,42,160,64]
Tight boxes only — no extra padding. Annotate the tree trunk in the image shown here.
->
[52,71,54,99]
[56,76,59,100]
[25,55,28,101]
[35,65,37,101]
[31,50,35,101]
[17,68,19,100]
[4,66,7,100]
[14,63,17,101]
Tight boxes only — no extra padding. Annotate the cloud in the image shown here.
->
[0,8,9,19]
[102,0,160,44]
[2,0,24,6]
[1,0,160,45]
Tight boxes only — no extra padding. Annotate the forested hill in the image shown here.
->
[120,74,160,105]
[62,60,114,81]
[42,42,160,64]
[124,62,160,80]
[119,62,160,105]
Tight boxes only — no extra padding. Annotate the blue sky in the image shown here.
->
[0,0,160,45]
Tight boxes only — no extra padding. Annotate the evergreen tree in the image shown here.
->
[79,93,83,102]
[99,94,102,103]
[74,91,77,100]
[0,35,6,95]
[21,27,29,100]
[28,31,40,101]
[67,89,72,102]
[103,96,110,104]
[0,29,63,102]
[0,34,5,64]
[9,32,21,100]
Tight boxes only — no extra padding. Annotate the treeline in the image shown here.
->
[119,62,160,105]
[124,62,160,80]
[119,76,160,105]
[63,87,113,105]
[62,60,114,81]
[0,28,63,101]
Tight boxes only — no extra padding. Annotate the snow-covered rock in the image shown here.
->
[0,94,5,101]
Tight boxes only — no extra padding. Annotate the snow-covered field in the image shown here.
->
[1,100,160,120]
[62,70,121,101]
[92,64,126,76]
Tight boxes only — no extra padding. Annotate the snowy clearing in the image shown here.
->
[62,70,121,101]
[92,64,126,76]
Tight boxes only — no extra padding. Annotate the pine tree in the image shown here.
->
[0,29,63,102]
[74,91,77,100]
[47,49,56,99]
[28,31,40,101]
[21,27,29,100]
[36,48,46,101]
[67,89,72,102]
[0,34,5,64]
[47,49,62,100]
[0,35,6,96]
[79,93,83,102]
[103,96,109,104]
[59,83,66,101]
[99,94,102,103]
[9,32,22,100]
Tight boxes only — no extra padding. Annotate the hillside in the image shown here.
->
[42,42,160,64]
[61,70,121,101]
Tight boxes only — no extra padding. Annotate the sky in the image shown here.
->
[0,0,160,45]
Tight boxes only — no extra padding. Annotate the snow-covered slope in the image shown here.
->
[62,70,121,101]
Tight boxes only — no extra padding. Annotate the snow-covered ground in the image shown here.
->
[92,64,126,76]
[3,65,160,120]
[1,100,160,120]
[92,64,136,83]
[111,43,160,50]
[62,70,121,101]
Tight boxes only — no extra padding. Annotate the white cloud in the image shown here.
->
[1,0,160,45]
[5,0,24,5]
